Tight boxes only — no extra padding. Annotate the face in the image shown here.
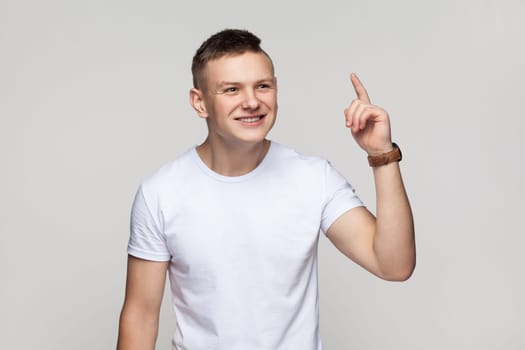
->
[190,51,278,147]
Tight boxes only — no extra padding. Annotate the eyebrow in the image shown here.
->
[215,77,275,89]
[215,81,239,88]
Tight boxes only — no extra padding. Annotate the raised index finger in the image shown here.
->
[350,73,371,104]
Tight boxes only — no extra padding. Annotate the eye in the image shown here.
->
[257,83,270,89]
[223,87,238,93]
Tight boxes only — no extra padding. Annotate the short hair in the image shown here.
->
[191,29,273,89]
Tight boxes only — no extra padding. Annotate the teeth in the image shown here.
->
[238,116,261,123]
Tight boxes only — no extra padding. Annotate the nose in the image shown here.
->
[241,89,260,110]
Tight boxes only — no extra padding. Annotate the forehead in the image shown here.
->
[202,52,274,87]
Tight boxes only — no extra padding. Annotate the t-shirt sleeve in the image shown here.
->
[320,160,364,235]
[127,185,171,261]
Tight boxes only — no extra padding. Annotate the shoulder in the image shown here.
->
[269,141,358,195]
[139,147,198,196]
[270,141,329,172]
[268,142,337,185]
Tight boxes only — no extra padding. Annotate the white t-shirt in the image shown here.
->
[128,141,363,350]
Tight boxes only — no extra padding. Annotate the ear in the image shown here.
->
[189,88,208,118]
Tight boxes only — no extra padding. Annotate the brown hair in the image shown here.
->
[191,29,273,89]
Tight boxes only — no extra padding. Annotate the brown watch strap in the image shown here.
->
[367,143,402,167]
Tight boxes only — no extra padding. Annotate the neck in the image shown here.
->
[196,138,271,176]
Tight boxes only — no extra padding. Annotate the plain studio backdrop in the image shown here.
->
[1,0,523,349]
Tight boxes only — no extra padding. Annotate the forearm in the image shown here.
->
[117,306,159,350]
[372,161,415,281]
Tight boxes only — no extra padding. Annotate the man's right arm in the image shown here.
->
[117,255,169,350]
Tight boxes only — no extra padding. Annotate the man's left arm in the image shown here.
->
[326,73,415,281]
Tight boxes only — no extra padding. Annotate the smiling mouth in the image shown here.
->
[235,115,265,123]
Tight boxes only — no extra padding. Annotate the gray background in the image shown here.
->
[1,0,524,349]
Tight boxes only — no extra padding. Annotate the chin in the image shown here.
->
[237,126,274,144]
[236,136,269,146]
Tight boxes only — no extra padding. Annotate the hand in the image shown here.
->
[344,73,393,156]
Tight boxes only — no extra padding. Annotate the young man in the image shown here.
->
[117,29,415,350]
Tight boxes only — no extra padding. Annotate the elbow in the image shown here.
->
[380,259,416,282]
[381,241,417,282]
[386,267,414,282]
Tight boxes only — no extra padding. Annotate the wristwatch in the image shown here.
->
[367,143,402,167]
